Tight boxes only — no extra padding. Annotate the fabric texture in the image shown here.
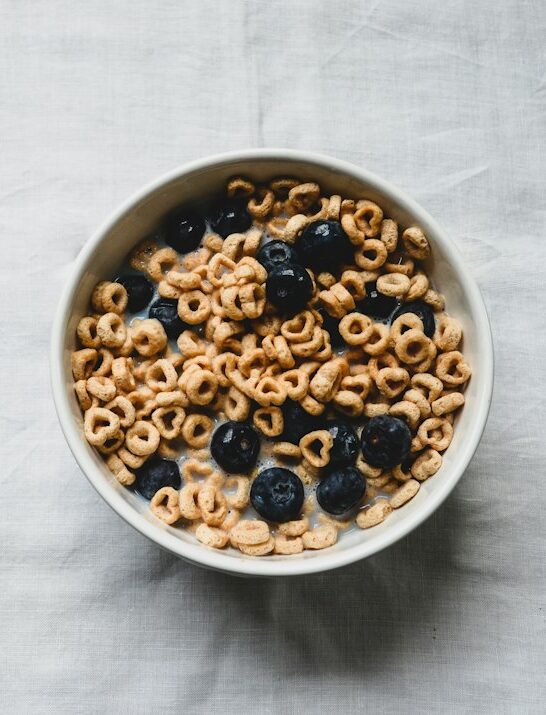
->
[1,1,545,713]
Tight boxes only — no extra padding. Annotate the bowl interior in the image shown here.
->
[54,152,492,576]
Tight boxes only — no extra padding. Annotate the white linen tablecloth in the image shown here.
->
[1,1,545,713]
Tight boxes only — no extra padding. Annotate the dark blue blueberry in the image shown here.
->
[297,220,353,272]
[265,262,313,316]
[256,240,298,273]
[325,420,359,469]
[250,467,304,522]
[281,400,324,444]
[210,421,260,473]
[210,199,252,238]
[356,282,399,320]
[148,298,188,339]
[164,209,205,254]
[134,457,181,500]
[319,310,344,348]
[361,415,412,469]
[116,274,154,313]
[316,466,365,515]
[390,300,436,338]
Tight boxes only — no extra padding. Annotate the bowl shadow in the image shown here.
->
[149,490,467,677]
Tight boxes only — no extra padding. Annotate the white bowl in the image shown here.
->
[51,149,493,577]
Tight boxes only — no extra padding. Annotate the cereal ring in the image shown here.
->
[417,417,453,451]
[96,281,129,314]
[224,386,251,421]
[145,358,178,393]
[301,524,337,550]
[402,226,431,260]
[317,272,337,288]
[227,175,255,198]
[340,270,366,300]
[131,319,167,357]
[362,323,390,356]
[299,430,333,468]
[269,177,299,198]
[74,380,93,411]
[212,352,238,388]
[105,453,135,486]
[376,273,410,298]
[151,406,185,440]
[91,348,114,377]
[254,376,286,407]
[404,388,432,418]
[185,369,218,406]
[389,400,421,430]
[353,199,383,238]
[177,290,211,325]
[147,247,179,283]
[223,476,250,510]
[389,313,424,345]
[394,328,434,365]
[236,536,275,556]
[281,311,315,343]
[356,499,392,529]
[375,367,410,398]
[289,326,324,358]
[102,395,135,428]
[411,449,442,481]
[178,483,202,519]
[309,358,347,403]
[272,442,302,461]
[239,282,266,319]
[380,218,398,253]
[367,353,399,381]
[181,413,213,448]
[434,314,463,352]
[111,357,136,393]
[128,239,159,273]
[390,479,420,508]
[125,420,160,456]
[198,485,228,526]
[406,273,429,302]
[339,313,373,346]
[77,316,101,348]
[96,428,125,455]
[411,373,443,402]
[253,406,284,437]
[95,313,127,349]
[196,524,229,549]
[158,280,181,300]
[283,214,309,243]
[230,519,270,546]
[84,407,121,446]
[363,400,390,418]
[86,375,116,402]
[432,391,465,416]
[150,487,181,525]
[423,288,445,312]
[435,351,471,386]
[332,390,363,418]
[182,248,212,272]
[384,254,414,277]
[354,239,388,271]
[279,369,309,401]
[287,182,320,213]
[274,535,304,554]
[248,187,275,219]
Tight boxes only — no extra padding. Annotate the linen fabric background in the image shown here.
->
[1,1,545,713]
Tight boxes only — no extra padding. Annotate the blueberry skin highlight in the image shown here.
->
[250,467,304,523]
[134,458,181,500]
[210,421,260,473]
[360,415,412,469]
[324,420,359,469]
[265,263,313,316]
[297,220,353,272]
[116,274,154,313]
[256,240,299,273]
[316,466,366,515]
[280,400,325,445]
[163,209,206,254]
[356,282,399,321]
[148,298,188,339]
[209,200,252,238]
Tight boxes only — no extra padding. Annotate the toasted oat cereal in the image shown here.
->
[72,176,471,556]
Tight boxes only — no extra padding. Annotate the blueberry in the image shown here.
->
[390,300,436,338]
[148,298,188,339]
[116,274,154,313]
[316,466,365,515]
[281,400,324,444]
[210,421,260,473]
[256,240,298,273]
[319,310,344,348]
[134,457,181,500]
[209,199,252,238]
[265,263,313,316]
[297,220,353,272]
[361,415,412,469]
[163,209,205,254]
[356,281,399,320]
[325,420,359,469]
[250,467,304,522]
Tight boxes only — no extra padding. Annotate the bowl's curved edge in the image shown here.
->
[50,148,494,577]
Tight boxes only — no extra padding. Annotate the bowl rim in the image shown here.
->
[50,148,494,577]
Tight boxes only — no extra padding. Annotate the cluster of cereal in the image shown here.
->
[70,175,471,554]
